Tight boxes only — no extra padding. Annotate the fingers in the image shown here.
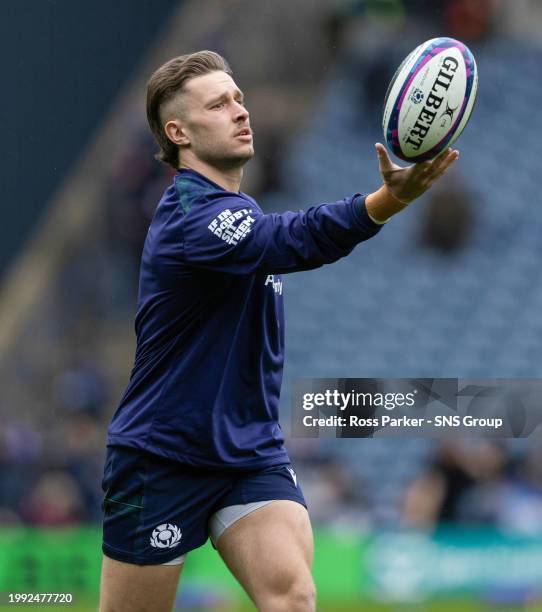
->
[429,148,459,176]
[375,143,396,172]
[435,147,454,163]
[427,148,460,183]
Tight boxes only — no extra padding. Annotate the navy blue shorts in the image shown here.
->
[101,445,306,565]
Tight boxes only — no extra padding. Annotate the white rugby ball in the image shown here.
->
[382,37,478,162]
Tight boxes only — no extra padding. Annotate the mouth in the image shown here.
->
[234,128,252,141]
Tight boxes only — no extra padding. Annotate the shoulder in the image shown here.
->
[181,178,261,236]
[184,193,260,250]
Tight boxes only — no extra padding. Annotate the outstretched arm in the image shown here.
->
[366,145,460,223]
[182,145,459,275]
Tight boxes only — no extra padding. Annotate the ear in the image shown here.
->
[164,119,190,147]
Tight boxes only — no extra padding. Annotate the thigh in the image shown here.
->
[99,554,183,612]
[216,500,315,610]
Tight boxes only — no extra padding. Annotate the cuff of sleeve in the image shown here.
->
[351,195,386,233]
[367,211,389,225]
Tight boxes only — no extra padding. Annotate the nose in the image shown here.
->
[233,100,249,121]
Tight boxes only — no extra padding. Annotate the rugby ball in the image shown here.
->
[382,37,478,162]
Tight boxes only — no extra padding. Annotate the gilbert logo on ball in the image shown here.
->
[382,37,478,162]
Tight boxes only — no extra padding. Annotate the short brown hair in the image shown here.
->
[146,50,232,168]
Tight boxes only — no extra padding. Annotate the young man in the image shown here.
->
[99,51,458,611]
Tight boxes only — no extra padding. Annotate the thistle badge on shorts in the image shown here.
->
[150,523,182,549]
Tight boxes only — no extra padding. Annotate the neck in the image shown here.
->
[179,155,243,193]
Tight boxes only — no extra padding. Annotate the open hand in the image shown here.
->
[375,143,460,205]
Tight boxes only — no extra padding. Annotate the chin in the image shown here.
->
[201,146,254,169]
[227,148,255,167]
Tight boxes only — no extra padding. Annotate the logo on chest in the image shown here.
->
[264,274,283,295]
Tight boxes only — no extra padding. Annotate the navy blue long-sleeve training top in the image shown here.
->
[107,168,383,469]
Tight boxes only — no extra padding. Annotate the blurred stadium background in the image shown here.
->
[2,0,542,610]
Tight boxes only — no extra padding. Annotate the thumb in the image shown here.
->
[375,143,393,172]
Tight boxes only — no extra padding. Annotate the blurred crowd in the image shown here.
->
[402,441,542,534]
[2,0,542,533]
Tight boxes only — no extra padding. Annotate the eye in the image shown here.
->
[212,102,225,109]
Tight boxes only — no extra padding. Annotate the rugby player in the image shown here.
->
[99,51,458,612]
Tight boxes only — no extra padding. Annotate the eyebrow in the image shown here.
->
[206,90,245,106]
